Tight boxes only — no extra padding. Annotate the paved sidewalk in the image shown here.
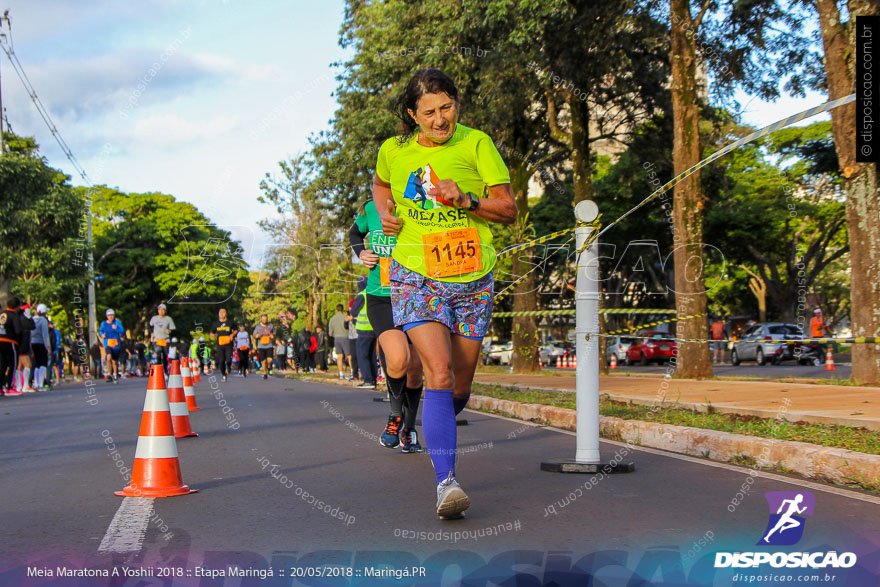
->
[474,372,880,431]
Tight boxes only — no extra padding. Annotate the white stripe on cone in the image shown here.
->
[169,402,189,417]
[134,436,179,459]
[142,388,170,412]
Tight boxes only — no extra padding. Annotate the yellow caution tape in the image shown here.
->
[493,308,677,318]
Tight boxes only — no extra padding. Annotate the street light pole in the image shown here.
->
[86,188,97,347]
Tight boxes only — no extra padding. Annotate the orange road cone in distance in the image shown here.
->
[181,357,201,411]
[571,353,577,369]
[115,365,197,497]
[192,358,201,384]
[610,353,617,370]
[825,347,835,371]
[167,360,197,438]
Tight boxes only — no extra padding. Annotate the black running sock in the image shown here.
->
[403,385,423,430]
[386,373,406,399]
[453,392,471,415]
[390,389,405,418]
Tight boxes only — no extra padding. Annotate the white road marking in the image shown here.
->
[467,408,880,506]
[98,497,155,553]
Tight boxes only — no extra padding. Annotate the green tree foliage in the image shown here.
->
[0,132,86,307]
[706,121,848,322]
[258,154,359,330]
[86,187,250,340]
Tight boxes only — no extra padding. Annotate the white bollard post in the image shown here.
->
[540,200,634,474]
[575,201,601,463]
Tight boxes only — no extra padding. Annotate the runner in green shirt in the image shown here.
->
[374,69,516,519]
[350,198,424,452]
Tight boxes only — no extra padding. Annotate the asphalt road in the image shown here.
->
[1,374,879,586]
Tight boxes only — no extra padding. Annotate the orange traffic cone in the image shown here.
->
[610,353,618,370]
[559,354,567,369]
[825,347,835,371]
[191,358,201,384]
[181,357,201,411]
[570,353,577,369]
[167,360,197,438]
[115,365,197,497]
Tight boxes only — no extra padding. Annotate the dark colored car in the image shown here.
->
[625,331,677,365]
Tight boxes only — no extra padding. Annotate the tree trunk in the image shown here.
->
[0,274,9,307]
[510,159,541,373]
[670,0,712,379]
[816,0,880,384]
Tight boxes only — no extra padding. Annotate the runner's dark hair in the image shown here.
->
[393,68,459,144]
[357,195,374,216]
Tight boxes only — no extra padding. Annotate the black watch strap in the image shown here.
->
[467,192,480,211]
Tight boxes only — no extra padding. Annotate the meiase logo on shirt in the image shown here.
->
[404,165,453,209]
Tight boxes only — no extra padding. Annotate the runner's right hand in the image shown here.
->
[359,249,380,269]
[380,199,403,236]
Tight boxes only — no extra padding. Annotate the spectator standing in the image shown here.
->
[811,309,833,358]
[347,310,360,381]
[275,339,287,372]
[0,297,23,396]
[352,279,377,388]
[89,341,103,379]
[30,304,52,390]
[16,304,36,392]
[135,339,147,376]
[314,325,328,372]
[327,304,351,379]
[711,316,727,365]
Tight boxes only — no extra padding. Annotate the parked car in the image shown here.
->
[625,331,677,365]
[489,341,514,365]
[731,323,805,366]
[540,343,566,366]
[605,336,637,364]
[482,340,506,365]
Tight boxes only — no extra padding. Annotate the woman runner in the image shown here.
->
[235,323,251,377]
[350,199,425,452]
[374,69,516,518]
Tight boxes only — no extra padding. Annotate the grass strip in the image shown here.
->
[471,383,880,456]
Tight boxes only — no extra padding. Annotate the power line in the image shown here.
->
[0,13,92,185]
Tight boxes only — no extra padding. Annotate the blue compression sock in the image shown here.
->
[422,388,457,484]
[453,393,471,415]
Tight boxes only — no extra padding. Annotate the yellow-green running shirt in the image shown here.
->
[376,123,510,283]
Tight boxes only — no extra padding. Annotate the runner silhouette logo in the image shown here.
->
[758,491,815,546]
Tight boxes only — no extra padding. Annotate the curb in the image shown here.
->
[467,395,880,486]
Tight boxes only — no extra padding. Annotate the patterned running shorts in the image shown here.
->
[389,259,493,340]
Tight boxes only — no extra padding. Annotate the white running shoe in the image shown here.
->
[436,472,470,519]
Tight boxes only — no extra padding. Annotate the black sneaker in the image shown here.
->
[263,374,268,380]
[401,428,423,453]
[380,415,403,448]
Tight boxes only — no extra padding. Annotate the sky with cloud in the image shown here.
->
[1,1,828,270]
[1,0,349,268]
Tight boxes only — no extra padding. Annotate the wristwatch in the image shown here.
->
[467,192,480,212]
